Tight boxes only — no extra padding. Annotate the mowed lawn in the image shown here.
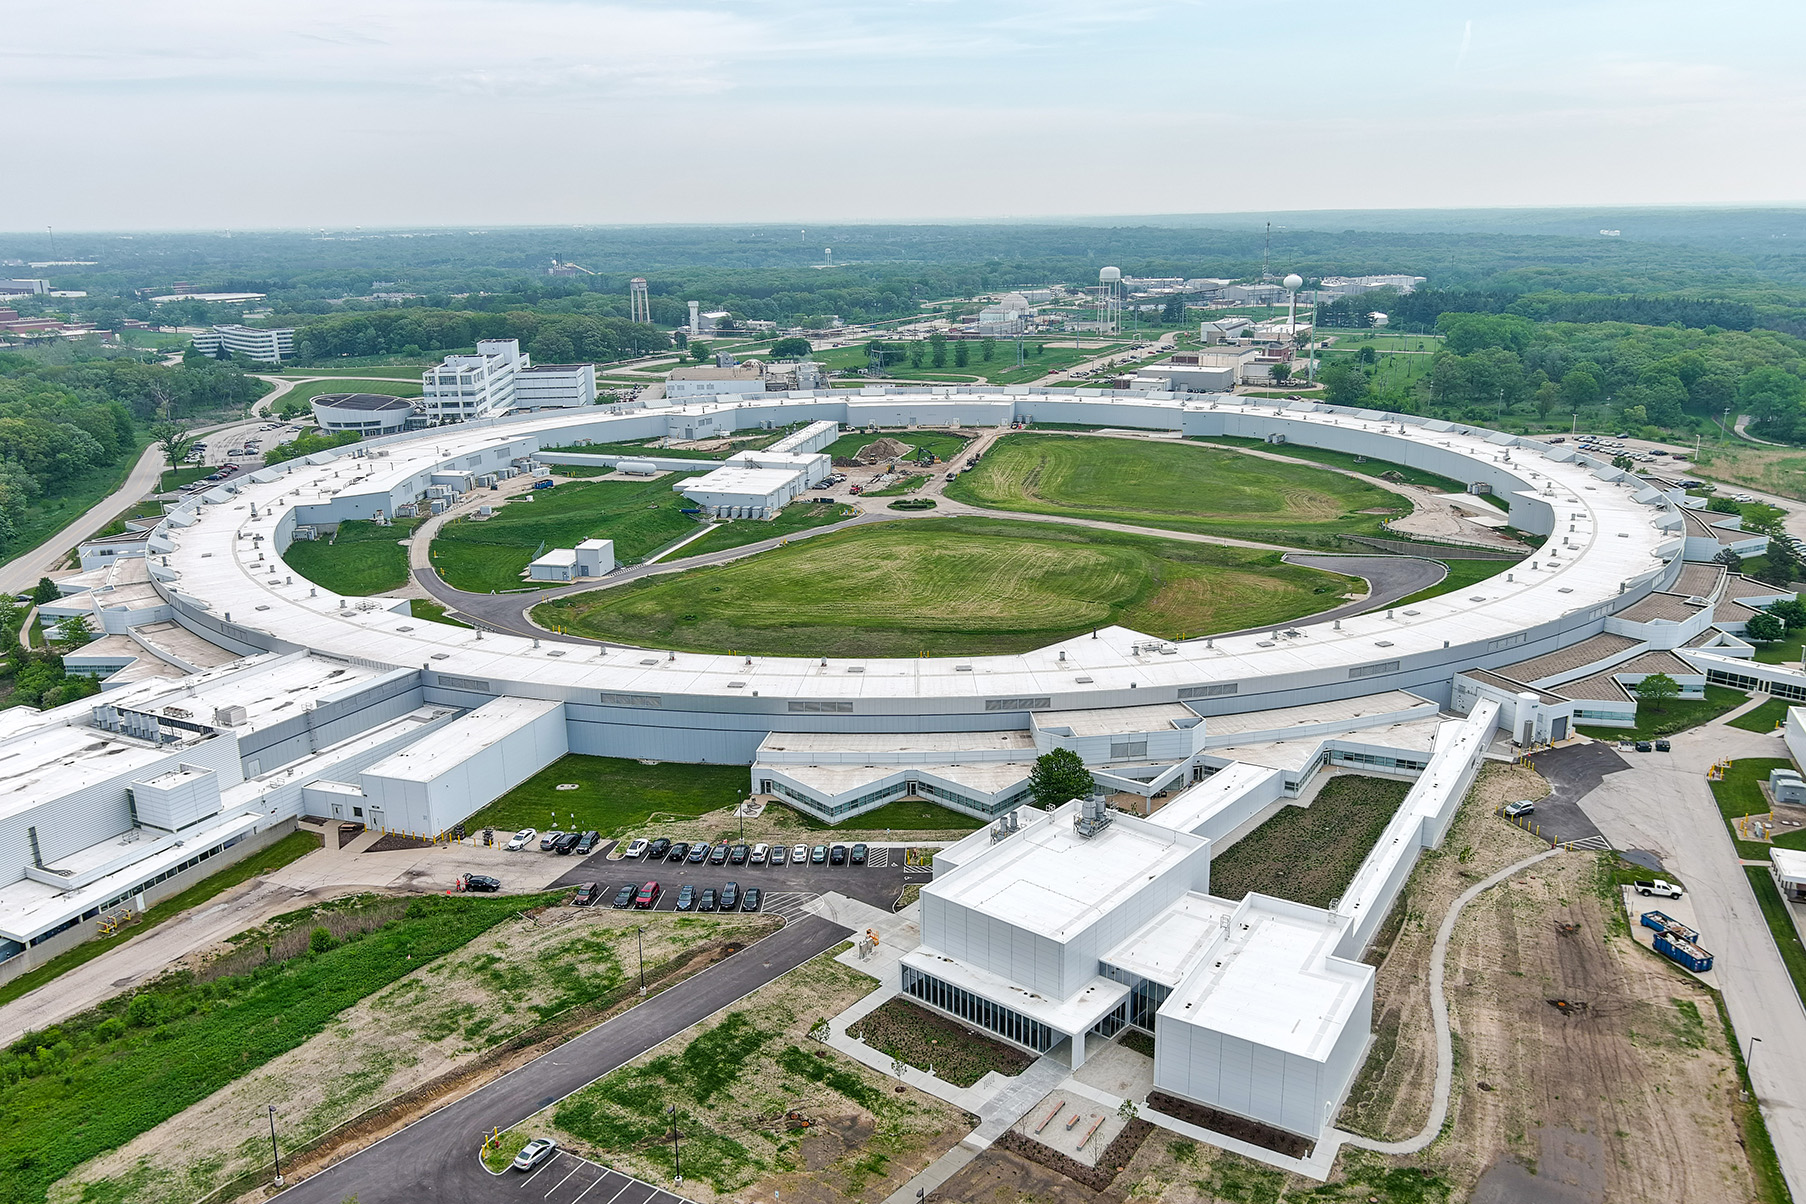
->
[677,500,854,557]
[945,432,1402,546]
[431,474,705,593]
[533,516,1360,658]
[464,755,752,837]
[282,517,423,595]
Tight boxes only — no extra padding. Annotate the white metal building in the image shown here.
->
[513,363,598,409]
[665,365,768,400]
[311,392,416,435]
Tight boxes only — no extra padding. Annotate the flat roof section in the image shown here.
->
[115,655,387,731]
[926,805,1206,943]
[1158,894,1369,1060]
[1036,702,1198,737]
[773,761,1032,797]
[1105,891,1237,986]
[1499,632,1641,683]
[756,729,1035,758]
[1146,762,1281,835]
[1201,691,1432,739]
[1204,716,1444,774]
[1671,562,1726,599]
[314,393,413,412]
[361,697,560,783]
[1616,592,1707,624]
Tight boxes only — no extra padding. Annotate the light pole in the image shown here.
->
[1747,1035,1762,1086]
[668,1104,683,1184]
[267,1104,284,1187]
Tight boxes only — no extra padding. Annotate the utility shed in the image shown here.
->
[358,697,567,835]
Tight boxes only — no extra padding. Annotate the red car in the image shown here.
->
[633,881,661,909]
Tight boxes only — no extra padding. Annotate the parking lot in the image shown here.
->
[498,1150,690,1204]
[538,837,916,915]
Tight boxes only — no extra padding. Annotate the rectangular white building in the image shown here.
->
[422,339,527,423]
[513,363,597,409]
[665,364,768,399]
[189,324,296,363]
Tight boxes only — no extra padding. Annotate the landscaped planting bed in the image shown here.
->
[849,997,1034,1087]
[1203,774,1411,908]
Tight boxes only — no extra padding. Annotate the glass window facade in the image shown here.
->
[902,966,1057,1052]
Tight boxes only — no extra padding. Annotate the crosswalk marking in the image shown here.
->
[761,890,819,921]
[1562,834,1611,851]
[865,846,891,868]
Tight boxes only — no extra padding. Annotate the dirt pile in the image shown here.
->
[854,437,911,462]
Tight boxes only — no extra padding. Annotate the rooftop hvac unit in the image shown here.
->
[291,526,317,541]
[1074,797,1113,839]
[212,705,247,726]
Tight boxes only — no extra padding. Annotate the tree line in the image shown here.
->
[1316,288,1757,333]
[286,309,668,365]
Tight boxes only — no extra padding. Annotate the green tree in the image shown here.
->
[1759,536,1804,587]
[1271,362,1291,384]
[980,338,996,363]
[954,341,970,368]
[56,614,93,647]
[1028,748,1093,811]
[769,337,813,359]
[1712,547,1744,572]
[1162,296,1185,323]
[1768,599,1806,630]
[907,341,926,369]
[1611,454,1636,471]
[32,577,59,605]
[150,421,196,468]
[929,334,947,369]
[1632,672,1681,710]
[1320,362,1367,407]
[309,926,337,953]
[689,341,710,364]
[1745,612,1786,643]
[1561,364,1602,409]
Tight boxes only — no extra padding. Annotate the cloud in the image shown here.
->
[1455,18,1472,69]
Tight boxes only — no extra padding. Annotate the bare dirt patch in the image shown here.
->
[53,907,778,1204]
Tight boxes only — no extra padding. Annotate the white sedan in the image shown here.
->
[504,827,537,851]
[512,1137,558,1171]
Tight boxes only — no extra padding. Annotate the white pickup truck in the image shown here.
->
[1634,879,1683,899]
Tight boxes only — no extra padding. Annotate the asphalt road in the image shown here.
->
[1572,712,1806,1197]
[548,840,913,914]
[277,913,851,1204]
[1523,742,1621,848]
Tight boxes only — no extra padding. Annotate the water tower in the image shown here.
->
[1283,273,1304,331]
[629,277,650,325]
[1098,266,1123,335]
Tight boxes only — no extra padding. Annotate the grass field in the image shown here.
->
[0,830,323,1013]
[1576,685,1749,742]
[1190,435,1470,494]
[1730,696,1794,733]
[944,432,1401,548]
[464,755,753,837]
[410,598,471,628]
[674,501,854,558]
[823,430,970,463]
[1392,558,1502,607]
[281,517,421,596]
[157,465,213,492]
[1205,774,1411,908]
[0,888,541,1204]
[1710,757,1805,857]
[534,516,1360,658]
[0,433,152,577]
[431,474,704,592]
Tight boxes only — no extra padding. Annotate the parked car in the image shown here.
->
[505,828,537,851]
[720,881,740,910]
[633,881,661,909]
[751,843,769,864]
[675,884,697,911]
[850,843,868,866]
[829,844,848,866]
[742,887,762,913]
[611,883,637,908]
[512,1138,558,1171]
[698,887,718,912]
[730,843,750,865]
[575,831,601,855]
[554,832,581,855]
[688,843,711,864]
[667,841,691,863]
[465,874,501,892]
[1502,800,1535,818]
[1635,741,1654,752]
[709,844,731,866]
[768,844,787,866]
[540,831,566,851]
[811,845,829,865]
[1635,879,1684,899]
[572,882,600,906]
[646,837,670,860]
[794,844,811,864]
[1654,739,1671,752]
[623,837,649,859]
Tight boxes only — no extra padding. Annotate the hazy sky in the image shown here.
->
[6,0,1803,230]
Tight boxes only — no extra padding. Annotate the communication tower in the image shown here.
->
[1097,266,1122,336]
[629,277,650,325]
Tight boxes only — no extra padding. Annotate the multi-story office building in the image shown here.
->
[513,363,597,409]
[188,324,296,363]
[421,339,527,423]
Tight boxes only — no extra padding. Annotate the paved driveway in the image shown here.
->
[1570,716,1806,1198]
[1525,742,1626,849]
[278,914,851,1204]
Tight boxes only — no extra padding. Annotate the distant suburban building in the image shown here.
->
[976,292,1035,337]
[513,363,598,410]
[189,324,295,363]
[1316,275,1427,298]
[311,393,415,435]
[665,364,768,400]
[421,339,526,423]
[1200,317,1253,343]
[1219,283,1288,305]
[0,279,49,297]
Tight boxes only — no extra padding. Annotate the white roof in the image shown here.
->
[1104,891,1237,985]
[362,697,561,783]
[0,725,172,826]
[925,803,1206,943]
[1157,894,1370,1060]
[902,948,1130,1033]
[681,466,801,496]
[530,549,578,568]
[1037,703,1197,737]
[1147,762,1281,834]
[1770,847,1806,884]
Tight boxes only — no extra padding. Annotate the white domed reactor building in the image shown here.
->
[8,384,1796,1148]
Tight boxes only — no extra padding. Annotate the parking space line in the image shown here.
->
[522,1156,559,1186]
[570,1168,627,1204]
[545,1160,587,1197]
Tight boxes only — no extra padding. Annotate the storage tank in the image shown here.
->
[618,459,658,475]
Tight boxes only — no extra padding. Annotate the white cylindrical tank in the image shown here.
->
[1284,273,1303,292]
[618,459,658,475]
[1099,266,1121,282]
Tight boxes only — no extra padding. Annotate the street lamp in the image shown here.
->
[267,1104,284,1187]
[1747,1035,1763,1085]
[668,1104,683,1184]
